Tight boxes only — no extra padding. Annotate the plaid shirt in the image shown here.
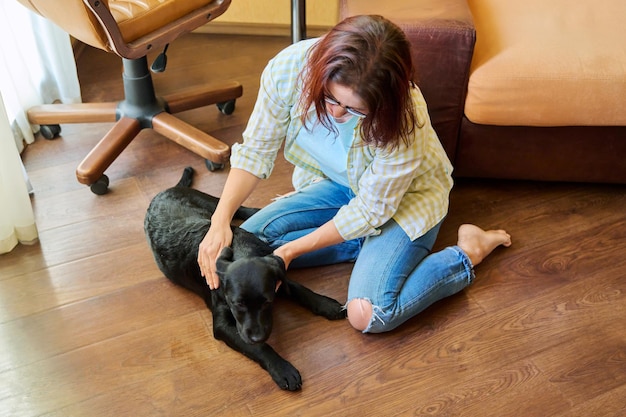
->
[231,38,454,241]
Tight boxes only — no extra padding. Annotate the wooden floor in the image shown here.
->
[3,33,626,417]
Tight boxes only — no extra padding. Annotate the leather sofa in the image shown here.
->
[340,0,626,184]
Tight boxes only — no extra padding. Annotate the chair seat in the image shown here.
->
[110,0,215,42]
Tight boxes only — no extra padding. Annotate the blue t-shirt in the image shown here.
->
[294,114,358,187]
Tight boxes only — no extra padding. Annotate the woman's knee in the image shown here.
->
[347,298,373,331]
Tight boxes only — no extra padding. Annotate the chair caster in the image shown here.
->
[205,159,225,172]
[41,124,61,140]
[90,175,110,195]
[217,99,236,115]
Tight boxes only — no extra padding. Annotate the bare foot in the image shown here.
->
[457,224,511,267]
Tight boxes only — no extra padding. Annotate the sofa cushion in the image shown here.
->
[465,0,626,127]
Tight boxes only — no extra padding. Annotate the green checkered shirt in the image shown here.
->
[231,38,453,241]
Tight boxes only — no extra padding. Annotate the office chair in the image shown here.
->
[17,0,242,194]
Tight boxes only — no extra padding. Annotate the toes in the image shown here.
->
[457,224,511,266]
[493,230,512,247]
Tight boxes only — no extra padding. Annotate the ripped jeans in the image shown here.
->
[240,179,475,333]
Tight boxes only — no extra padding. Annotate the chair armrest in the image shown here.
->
[83,0,232,59]
[339,0,475,162]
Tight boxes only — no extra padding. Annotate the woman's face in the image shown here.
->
[324,82,368,123]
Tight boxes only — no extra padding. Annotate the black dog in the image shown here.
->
[144,167,346,390]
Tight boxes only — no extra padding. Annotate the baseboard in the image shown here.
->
[193,21,332,38]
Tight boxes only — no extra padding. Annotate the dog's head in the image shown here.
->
[216,247,286,344]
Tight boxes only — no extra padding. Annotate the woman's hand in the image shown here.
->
[273,245,294,270]
[196,168,263,290]
[198,222,233,290]
[272,220,345,271]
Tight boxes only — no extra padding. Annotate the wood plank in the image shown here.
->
[0,243,158,322]
[533,330,626,409]
[0,312,215,416]
[0,278,203,372]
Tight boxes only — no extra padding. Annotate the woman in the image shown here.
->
[197,15,511,333]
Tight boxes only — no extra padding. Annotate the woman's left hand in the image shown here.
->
[273,245,293,270]
[271,220,345,271]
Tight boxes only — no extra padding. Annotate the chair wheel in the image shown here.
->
[41,124,61,140]
[205,159,225,172]
[216,100,236,115]
[90,175,110,195]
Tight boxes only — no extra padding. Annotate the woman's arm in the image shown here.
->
[198,168,261,289]
[198,42,312,289]
[273,220,344,269]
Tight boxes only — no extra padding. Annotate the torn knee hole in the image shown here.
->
[347,298,373,331]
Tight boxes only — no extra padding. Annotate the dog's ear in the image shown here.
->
[266,255,287,293]
[216,246,234,275]
[266,254,287,278]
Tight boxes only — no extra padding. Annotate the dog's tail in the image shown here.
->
[175,165,260,219]
[234,205,260,220]
[176,166,195,188]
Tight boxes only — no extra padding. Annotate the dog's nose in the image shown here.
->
[248,333,267,344]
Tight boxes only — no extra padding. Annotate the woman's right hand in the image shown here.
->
[196,168,262,290]
[198,222,233,290]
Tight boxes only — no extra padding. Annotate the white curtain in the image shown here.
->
[0,1,81,254]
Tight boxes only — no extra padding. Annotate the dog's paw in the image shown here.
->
[316,297,347,321]
[268,359,302,391]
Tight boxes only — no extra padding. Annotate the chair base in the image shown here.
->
[26,56,242,192]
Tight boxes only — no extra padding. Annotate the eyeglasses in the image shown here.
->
[323,96,367,118]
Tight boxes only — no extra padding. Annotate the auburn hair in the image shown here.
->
[298,15,420,149]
